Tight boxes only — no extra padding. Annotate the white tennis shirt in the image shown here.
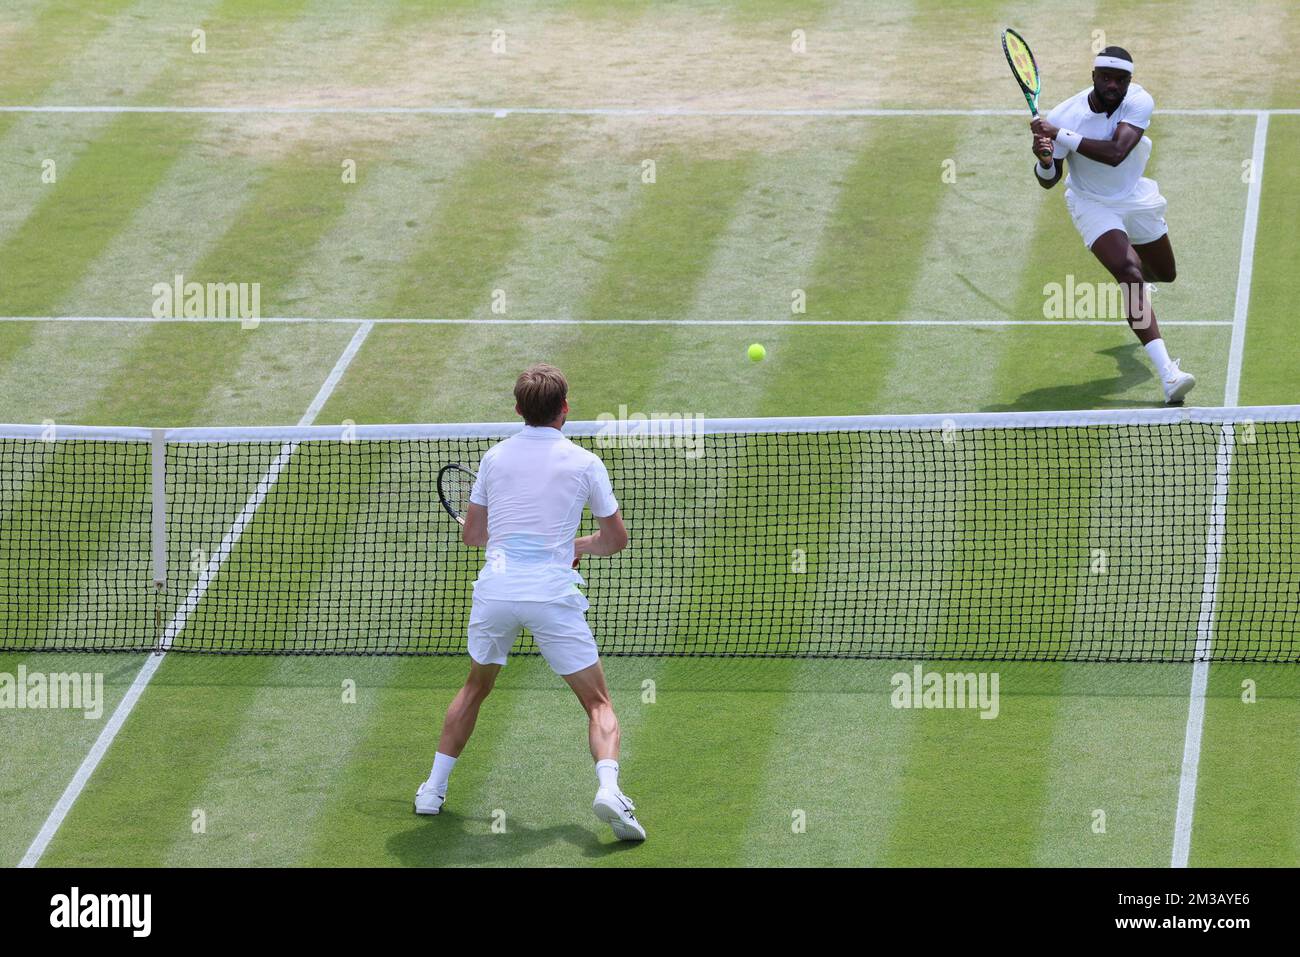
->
[1048,83,1154,199]
[468,425,620,601]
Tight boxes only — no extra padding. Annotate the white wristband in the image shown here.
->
[1056,128,1083,152]
[1035,159,1056,178]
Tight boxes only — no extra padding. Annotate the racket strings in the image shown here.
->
[1004,33,1039,92]
[438,466,475,522]
[446,474,473,516]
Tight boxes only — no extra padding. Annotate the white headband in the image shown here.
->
[1094,54,1133,72]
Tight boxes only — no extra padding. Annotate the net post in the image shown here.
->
[150,428,167,640]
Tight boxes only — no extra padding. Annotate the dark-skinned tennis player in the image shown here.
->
[1030,45,1195,404]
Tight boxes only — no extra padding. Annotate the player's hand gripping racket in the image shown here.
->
[1001,27,1052,159]
[437,464,476,526]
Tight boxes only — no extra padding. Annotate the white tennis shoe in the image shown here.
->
[414,781,446,815]
[1162,359,1196,404]
[593,788,646,841]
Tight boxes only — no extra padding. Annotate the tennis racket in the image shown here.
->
[437,464,476,526]
[1001,27,1052,158]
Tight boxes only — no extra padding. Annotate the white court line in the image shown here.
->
[0,315,1234,327]
[0,105,1295,117]
[18,321,374,869]
[1223,114,1270,408]
[1170,112,1269,869]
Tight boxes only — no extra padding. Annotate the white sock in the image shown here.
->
[1144,338,1173,378]
[595,759,620,793]
[428,752,457,795]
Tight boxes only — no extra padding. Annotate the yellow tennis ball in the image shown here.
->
[747,343,766,362]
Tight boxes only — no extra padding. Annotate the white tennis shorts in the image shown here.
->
[467,590,599,675]
[1065,177,1169,249]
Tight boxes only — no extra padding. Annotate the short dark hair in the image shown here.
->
[514,363,568,426]
[1099,45,1133,64]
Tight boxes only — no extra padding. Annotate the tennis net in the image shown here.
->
[1,407,1297,662]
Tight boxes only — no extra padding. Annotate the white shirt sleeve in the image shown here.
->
[468,455,490,506]
[586,458,619,518]
[1119,89,1154,130]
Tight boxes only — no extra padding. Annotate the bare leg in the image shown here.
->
[568,659,645,839]
[437,659,501,758]
[1089,228,1160,344]
[1133,234,1177,283]
[562,660,620,761]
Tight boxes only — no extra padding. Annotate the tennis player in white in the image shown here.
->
[414,364,645,841]
[1031,46,1196,404]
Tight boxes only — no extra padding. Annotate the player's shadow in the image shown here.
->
[983,343,1156,411]
[385,804,642,866]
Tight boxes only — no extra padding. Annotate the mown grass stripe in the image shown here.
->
[574,151,756,324]
[738,660,918,866]
[0,146,264,422]
[497,145,755,424]
[0,0,228,242]
[0,651,143,867]
[749,103,1070,856]
[30,304,366,866]
[769,115,967,416]
[1188,122,1300,860]
[1024,288,1215,866]
[1030,665,1196,866]
[635,119,865,419]
[471,127,652,323]
[5,0,405,852]
[164,435,435,656]
[871,116,1053,411]
[587,658,797,866]
[1089,0,1298,111]
[318,133,761,424]
[120,0,331,109]
[982,133,1151,413]
[282,124,494,319]
[743,436,982,863]
[37,655,280,865]
[870,228,1125,864]
[879,663,1061,865]
[83,150,355,426]
[1238,116,1300,405]
[0,434,153,655]
[54,143,259,317]
[308,125,644,421]
[0,0,137,141]
[0,111,201,371]
[1145,116,1256,367]
[986,126,1235,864]
[1188,664,1300,865]
[382,122,569,319]
[874,159,1089,862]
[302,656,519,866]
[462,663,635,861]
[160,657,401,866]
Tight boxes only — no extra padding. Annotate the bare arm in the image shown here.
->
[574,510,628,560]
[462,502,488,547]
[1032,117,1143,168]
[1075,121,1143,167]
